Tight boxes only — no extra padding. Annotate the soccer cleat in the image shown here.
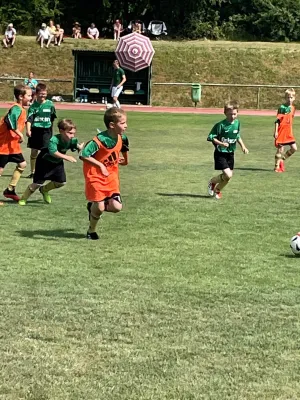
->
[279,160,285,172]
[26,173,34,179]
[208,180,216,196]
[39,187,52,204]
[3,188,20,201]
[87,202,92,220]
[18,199,27,206]
[86,231,99,240]
[214,190,222,200]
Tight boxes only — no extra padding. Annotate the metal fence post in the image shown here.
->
[257,87,261,109]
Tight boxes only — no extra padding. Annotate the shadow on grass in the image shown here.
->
[156,192,210,198]
[17,228,85,239]
[234,167,271,172]
[279,253,299,258]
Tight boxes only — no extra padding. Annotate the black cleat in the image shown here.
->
[26,173,34,179]
[86,231,99,240]
[3,188,20,201]
[87,202,92,220]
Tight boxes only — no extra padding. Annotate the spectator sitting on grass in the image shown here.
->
[54,24,64,46]
[36,23,52,48]
[48,20,57,36]
[132,20,142,34]
[113,19,123,40]
[87,23,99,39]
[3,23,16,48]
[72,22,82,38]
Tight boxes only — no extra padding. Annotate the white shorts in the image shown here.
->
[111,86,123,98]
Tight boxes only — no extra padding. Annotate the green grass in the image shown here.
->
[1,109,300,399]
[2,36,300,107]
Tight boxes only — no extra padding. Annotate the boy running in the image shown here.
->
[26,83,57,178]
[19,119,84,205]
[274,88,296,172]
[207,101,249,199]
[80,108,129,240]
[0,85,32,205]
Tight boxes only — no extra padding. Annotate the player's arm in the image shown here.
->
[237,138,249,154]
[79,140,109,176]
[207,124,228,148]
[26,107,35,137]
[4,106,24,142]
[48,138,77,162]
[274,119,280,138]
[119,134,129,165]
[118,73,127,88]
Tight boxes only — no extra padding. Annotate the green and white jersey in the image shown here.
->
[112,67,125,86]
[207,119,241,153]
[278,104,292,115]
[43,134,78,163]
[27,100,57,129]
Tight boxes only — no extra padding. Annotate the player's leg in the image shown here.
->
[18,182,42,205]
[3,156,26,201]
[39,181,65,204]
[87,201,105,240]
[283,142,297,162]
[27,148,39,178]
[208,151,228,196]
[214,168,233,199]
[274,146,283,172]
[105,195,123,213]
[0,156,8,205]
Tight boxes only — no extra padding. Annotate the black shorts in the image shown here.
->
[33,152,66,184]
[27,127,52,150]
[277,141,296,147]
[0,153,25,168]
[214,150,234,170]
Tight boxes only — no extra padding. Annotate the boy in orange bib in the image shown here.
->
[274,88,297,172]
[0,85,32,204]
[80,108,129,240]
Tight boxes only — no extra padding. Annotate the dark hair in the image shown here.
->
[36,83,47,93]
[224,100,239,113]
[14,85,29,100]
[104,108,126,128]
[57,119,76,131]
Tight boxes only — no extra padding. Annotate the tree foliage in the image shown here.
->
[1,0,300,40]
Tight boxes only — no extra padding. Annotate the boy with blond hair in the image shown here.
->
[207,101,249,199]
[274,88,297,172]
[0,85,32,205]
[80,108,129,240]
[19,119,83,205]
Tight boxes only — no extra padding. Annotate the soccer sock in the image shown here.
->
[88,214,100,233]
[21,185,35,201]
[275,152,282,168]
[116,100,121,108]
[42,181,57,192]
[211,174,223,185]
[217,177,230,192]
[283,149,294,160]
[8,167,25,191]
[30,156,37,173]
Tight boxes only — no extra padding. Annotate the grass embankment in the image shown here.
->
[2,36,300,108]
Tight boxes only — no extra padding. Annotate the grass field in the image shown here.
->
[1,109,300,399]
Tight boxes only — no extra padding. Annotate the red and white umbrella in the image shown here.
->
[115,32,155,72]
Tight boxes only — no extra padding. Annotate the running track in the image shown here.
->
[0,102,288,116]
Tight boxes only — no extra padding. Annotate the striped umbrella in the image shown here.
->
[115,33,155,72]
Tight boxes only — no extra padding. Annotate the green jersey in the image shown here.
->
[207,119,241,153]
[81,130,129,157]
[43,134,79,163]
[112,67,125,86]
[278,104,292,115]
[27,100,57,129]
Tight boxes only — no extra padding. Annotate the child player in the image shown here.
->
[207,101,249,199]
[273,88,296,172]
[18,119,84,205]
[0,85,32,205]
[80,108,129,240]
[26,83,57,178]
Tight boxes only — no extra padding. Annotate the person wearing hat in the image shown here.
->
[3,23,16,48]
[36,23,52,48]
[72,22,82,39]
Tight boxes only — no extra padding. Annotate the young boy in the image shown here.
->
[110,60,126,108]
[207,101,249,199]
[273,88,296,172]
[19,119,83,205]
[0,85,32,205]
[26,82,57,178]
[80,108,129,240]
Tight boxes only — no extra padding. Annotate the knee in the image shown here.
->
[31,149,38,157]
[18,162,26,170]
[292,144,297,153]
[53,182,66,188]
[91,202,105,216]
[109,200,123,213]
[223,171,232,181]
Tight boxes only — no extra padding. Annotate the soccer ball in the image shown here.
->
[290,233,300,255]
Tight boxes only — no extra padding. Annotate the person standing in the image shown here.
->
[110,60,126,109]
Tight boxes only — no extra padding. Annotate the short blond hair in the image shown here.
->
[104,108,126,128]
[285,88,295,97]
[224,101,239,114]
[57,119,76,131]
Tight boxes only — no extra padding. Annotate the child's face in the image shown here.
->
[20,89,32,106]
[61,127,76,141]
[110,115,127,135]
[225,108,238,123]
[285,94,295,105]
[37,90,47,102]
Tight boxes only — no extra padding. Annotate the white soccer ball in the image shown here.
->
[290,233,300,255]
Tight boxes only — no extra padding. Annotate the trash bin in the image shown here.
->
[191,83,201,107]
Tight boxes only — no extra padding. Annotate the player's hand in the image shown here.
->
[66,155,77,163]
[222,142,229,148]
[100,165,109,176]
[77,142,85,151]
[26,131,31,138]
[243,147,249,154]
[18,133,24,143]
